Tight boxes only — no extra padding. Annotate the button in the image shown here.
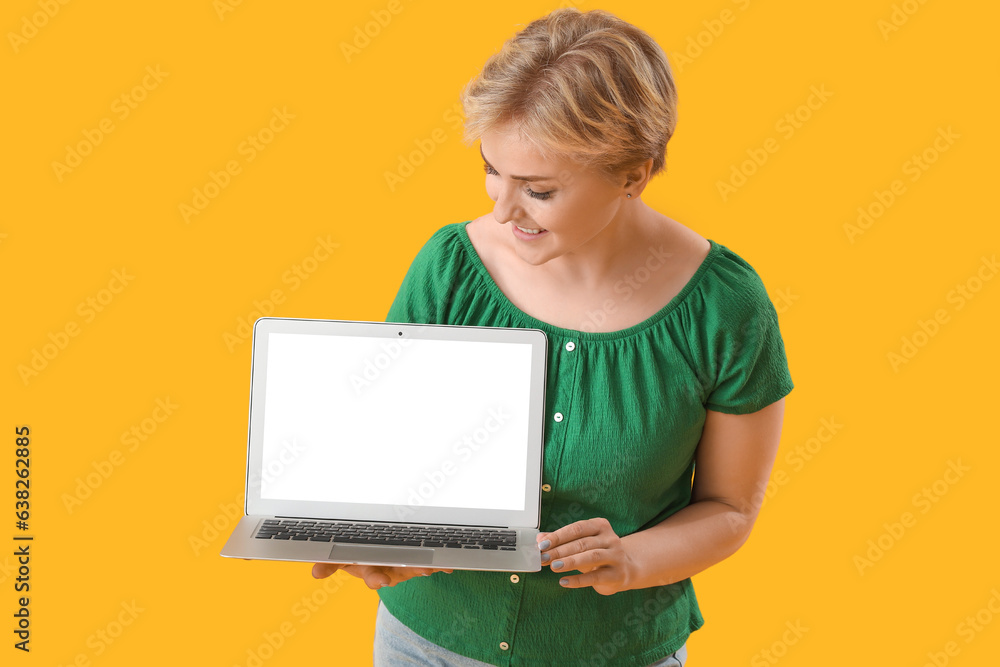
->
[554,412,563,422]
[500,642,509,651]
[565,341,575,351]
[510,574,520,583]
[541,484,551,492]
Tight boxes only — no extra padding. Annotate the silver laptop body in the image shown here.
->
[221,317,547,571]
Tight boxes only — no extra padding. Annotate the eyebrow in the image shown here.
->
[480,145,556,182]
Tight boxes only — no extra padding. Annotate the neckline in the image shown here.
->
[456,220,721,341]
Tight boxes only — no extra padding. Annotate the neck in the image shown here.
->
[539,202,652,291]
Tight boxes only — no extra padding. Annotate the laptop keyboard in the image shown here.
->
[253,519,518,550]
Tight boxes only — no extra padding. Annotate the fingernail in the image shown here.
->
[540,553,550,563]
[552,560,563,570]
[538,539,550,550]
[559,578,569,586]
[422,573,432,576]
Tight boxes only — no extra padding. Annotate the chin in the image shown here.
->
[514,249,557,267]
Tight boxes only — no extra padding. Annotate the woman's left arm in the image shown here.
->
[539,398,786,595]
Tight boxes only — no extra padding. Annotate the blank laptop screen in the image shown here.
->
[258,332,533,512]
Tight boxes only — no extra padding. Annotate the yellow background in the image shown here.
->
[3,0,998,665]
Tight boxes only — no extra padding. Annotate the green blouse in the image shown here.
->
[378,221,794,666]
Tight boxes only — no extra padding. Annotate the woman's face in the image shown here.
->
[480,125,632,267]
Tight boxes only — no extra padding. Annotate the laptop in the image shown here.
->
[221,316,548,571]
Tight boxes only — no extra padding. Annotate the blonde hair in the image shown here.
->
[460,7,678,183]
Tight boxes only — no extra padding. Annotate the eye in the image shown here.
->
[526,188,552,200]
[483,162,553,200]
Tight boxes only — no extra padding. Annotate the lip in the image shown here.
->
[511,224,549,241]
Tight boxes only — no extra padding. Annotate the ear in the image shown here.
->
[622,157,654,197]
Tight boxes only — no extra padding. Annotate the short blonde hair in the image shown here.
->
[460,7,678,182]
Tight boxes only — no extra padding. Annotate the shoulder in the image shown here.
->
[700,240,773,312]
[634,215,773,333]
[386,222,474,324]
[403,222,469,274]
[418,221,466,253]
[691,242,786,365]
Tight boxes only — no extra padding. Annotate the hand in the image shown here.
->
[537,517,635,596]
[311,562,453,590]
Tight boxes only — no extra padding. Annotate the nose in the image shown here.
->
[491,183,520,226]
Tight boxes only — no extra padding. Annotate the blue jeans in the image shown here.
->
[373,600,687,666]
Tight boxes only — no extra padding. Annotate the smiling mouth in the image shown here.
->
[514,225,547,234]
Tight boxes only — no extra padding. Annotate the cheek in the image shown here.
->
[485,179,499,201]
[552,195,613,233]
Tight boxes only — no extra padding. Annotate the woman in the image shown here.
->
[314,8,793,666]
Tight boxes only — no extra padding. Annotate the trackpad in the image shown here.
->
[327,545,434,566]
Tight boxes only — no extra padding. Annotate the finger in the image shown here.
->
[387,567,429,582]
[422,568,455,575]
[548,547,612,575]
[336,564,381,589]
[379,566,454,587]
[400,567,449,581]
[539,518,607,551]
[361,566,392,589]
[312,562,342,579]
[542,534,606,564]
[555,567,616,592]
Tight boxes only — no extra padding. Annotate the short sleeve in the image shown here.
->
[703,253,794,414]
[385,225,461,325]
